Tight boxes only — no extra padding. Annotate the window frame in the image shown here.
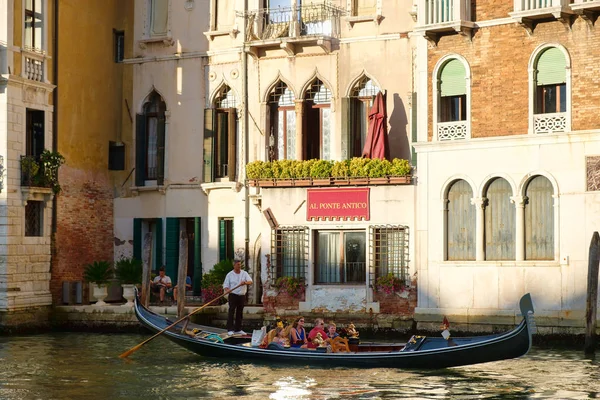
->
[25,200,44,237]
[114,30,125,63]
[24,0,44,51]
[369,225,409,286]
[483,178,515,261]
[271,226,309,282]
[314,229,367,285]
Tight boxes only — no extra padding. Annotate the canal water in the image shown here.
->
[0,333,598,399]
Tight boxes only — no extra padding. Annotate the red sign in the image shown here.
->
[307,188,370,221]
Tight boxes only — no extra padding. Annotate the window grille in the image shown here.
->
[306,79,331,104]
[369,225,409,285]
[216,86,237,109]
[269,82,295,106]
[271,226,309,282]
[25,201,43,237]
[352,77,380,98]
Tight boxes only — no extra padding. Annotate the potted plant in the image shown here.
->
[201,259,234,305]
[114,257,143,306]
[374,273,404,295]
[83,261,113,306]
[273,276,306,299]
[20,156,41,187]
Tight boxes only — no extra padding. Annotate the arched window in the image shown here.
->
[204,85,238,182]
[341,76,381,159]
[446,180,475,261]
[136,91,166,186]
[484,178,515,260]
[268,81,296,161]
[524,176,554,260]
[436,58,469,141]
[532,46,569,134]
[304,79,332,160]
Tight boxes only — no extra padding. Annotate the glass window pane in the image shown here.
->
[151,0,169,36]
[147,117,158,179]
[344,232,365,283]
[317,232,340,283]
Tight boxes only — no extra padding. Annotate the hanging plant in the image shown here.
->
[39,149,65,194]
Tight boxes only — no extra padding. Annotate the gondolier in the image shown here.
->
[223,258,253,336]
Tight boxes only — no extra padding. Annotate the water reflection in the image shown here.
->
[0,333,599,399]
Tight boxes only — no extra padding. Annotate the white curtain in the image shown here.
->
[317,232,340,283]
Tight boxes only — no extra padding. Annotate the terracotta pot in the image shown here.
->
[388,176,411,184]
[258,179,275,187]
[312,178,332,186]
[368,177,389,185]
[294,179,312,187]
[275,179,294,187]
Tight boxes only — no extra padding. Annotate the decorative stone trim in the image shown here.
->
[21,186,53,207]
[203,29,240,41]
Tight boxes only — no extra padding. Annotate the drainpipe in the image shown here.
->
[51,0,58,235]
[242,0,250,289]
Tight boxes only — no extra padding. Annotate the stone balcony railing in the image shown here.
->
[437,120,468,141]
[23,49,45,82]
[510,0,574,32]
[414,0,474,43]
[241,3,345,56]
[533,112,567,134]
[570,0,600,25]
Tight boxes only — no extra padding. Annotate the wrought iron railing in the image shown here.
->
[242,3,345,41]
[20,155,51,188]
[271,226,309,282]
[369,225,410,287]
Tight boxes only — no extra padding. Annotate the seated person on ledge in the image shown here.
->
[151,266,172,304]
[173,276,192,303]
[307,318,328,349]
[327,322,339,339]
[290,317,308,348]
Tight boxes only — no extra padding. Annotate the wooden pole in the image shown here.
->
[585,231,600,355]
[141,232,153,308]
[177,231,188,317]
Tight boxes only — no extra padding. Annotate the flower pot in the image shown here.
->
[294,179,312,187]
[275,179,294,187]
[368,177,389,185]
[91,284,108,306]
[258,179,275,187]
[388,176,411,184]
[312,178,332,186]
[121,284,136,307]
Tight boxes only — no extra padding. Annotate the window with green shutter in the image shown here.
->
[165,218,180,283]
[137,91,166,185]
[535,48,567,114]
[218,218,234,262]
[439,59,467,122]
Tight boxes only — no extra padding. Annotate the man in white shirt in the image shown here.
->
[223,259,253,336]
[151,266,172,305]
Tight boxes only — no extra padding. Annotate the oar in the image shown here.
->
[119,282,246,359]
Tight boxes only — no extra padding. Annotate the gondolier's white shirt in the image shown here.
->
[223,270,252,295]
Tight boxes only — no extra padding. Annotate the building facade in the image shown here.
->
[412,0,600,327]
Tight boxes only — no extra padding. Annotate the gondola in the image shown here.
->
[133,292,536,369]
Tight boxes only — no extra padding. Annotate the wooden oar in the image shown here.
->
[119,282,246,359]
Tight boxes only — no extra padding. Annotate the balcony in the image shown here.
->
[241,3,345,57]
[414,0,474,44]
[510,0,575,33]
[22,49,45,82]
[533,112,567,134]
[437,121,468,141]
[570,0,600,26]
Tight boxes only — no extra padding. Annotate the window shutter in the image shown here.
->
[193,217,202,296]
[341,97,355,160]
[440,59,467,97]
[165,218,179,283]
[536,48,566,86]
[219,219,226,261]
[156,116,166,186]
[227,108,237,181]
[133,218,142,261]
[135,114,146,186]
[154,217,163,273]
[203,108,216,183]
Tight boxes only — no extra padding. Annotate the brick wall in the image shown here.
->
[428,18,600,140]
[50,167,114,304]
[373,277,417,315]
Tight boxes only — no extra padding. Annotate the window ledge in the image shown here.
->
[509,7,575,33]
[345,14,384,28]
[138,36,175,49]
[201,181,243,195]
[21,186,53,207]
[131,185,167,196]
[203,28,240,41]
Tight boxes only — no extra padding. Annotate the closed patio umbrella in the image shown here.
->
[361,91,388,160]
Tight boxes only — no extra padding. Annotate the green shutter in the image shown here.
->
[440,59,467,97]
[133,218,142,261]
[135,114,146,186]
[193,217,202,296]
[204,108,216,183]
[165,218,180,284]
[219,219,226,261]
[536,48,566,86]
[154,217,163,273]
[227,109,237,181]
[157,116,166,186]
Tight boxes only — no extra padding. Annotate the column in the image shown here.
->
[471,197,485,261]
[511,195,525,261]
[295,100,304,160]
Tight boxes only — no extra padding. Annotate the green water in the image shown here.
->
[0,333,599,399]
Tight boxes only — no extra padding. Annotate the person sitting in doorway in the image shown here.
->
[150,266,172,305]
[290,317,308,348]
[173,276,192,305]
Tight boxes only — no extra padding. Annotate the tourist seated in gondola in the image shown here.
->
[307,318,328,349]
[271,327,289,346]
[326,322,339,339]
[290,317,308,348]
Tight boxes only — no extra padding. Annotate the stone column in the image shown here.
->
[511,195,526,261]
[295,100,304,160]
[471,197,485,261]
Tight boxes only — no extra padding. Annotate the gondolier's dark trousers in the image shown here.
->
[227,293,245,332]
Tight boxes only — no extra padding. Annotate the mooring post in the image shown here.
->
[177,231,188,318]
[585,231,600,355]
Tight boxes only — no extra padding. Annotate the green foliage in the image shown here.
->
[114,257,143,285]
[246,158,411,180]
[274,276,306,299]
[201,259,235,305]
[40,150,66,194]
[309,159,333,178]
[83,261,113,286]
[375,273,405,295]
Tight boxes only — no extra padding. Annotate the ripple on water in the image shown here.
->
[0,333,599,399]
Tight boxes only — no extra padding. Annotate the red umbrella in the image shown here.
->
[361,91,388,160]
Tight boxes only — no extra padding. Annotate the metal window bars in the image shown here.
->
[369,225,410,287]
[271,226,309,282]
